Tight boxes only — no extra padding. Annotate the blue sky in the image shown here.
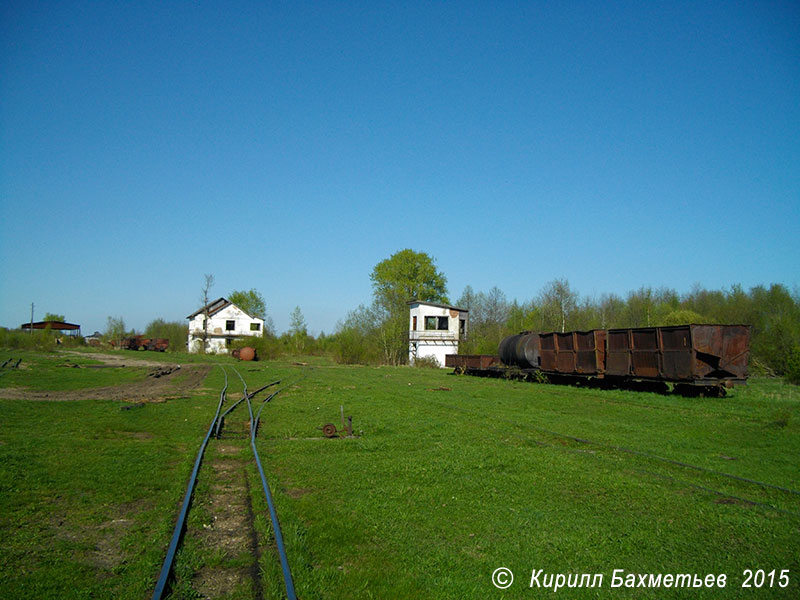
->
[1,1,798,336]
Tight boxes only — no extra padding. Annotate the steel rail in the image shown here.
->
[245,372,311,600]
[513,421,800,497]
[214,379,281,438]
[634,469,800,517]
[424,395,800,501]
[151,366,229,600]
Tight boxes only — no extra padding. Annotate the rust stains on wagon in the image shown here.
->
[447,324,751,395]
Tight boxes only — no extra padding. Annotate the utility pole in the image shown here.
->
[30,302,34,334]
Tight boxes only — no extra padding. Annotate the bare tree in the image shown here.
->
[290,306,308,353]
[539,279,578,332]
[200,274,215,354]
[105,316,126,349]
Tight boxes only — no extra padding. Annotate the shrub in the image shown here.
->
[230,334,281,361]
[144,319,189,352]
[785,347,800,385]
[412,355,441,368]
[0,327,59,351]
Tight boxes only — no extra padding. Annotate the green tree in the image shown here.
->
[748,284,800,375]
[369,249,449,365]
[144,319,189,351]
[43,313,65,322]
[682,284,723,322]
[104,316,127,348]
[786,346,800,385]
[289,306,308,353]
[661,309,707,326]
[229,288,275,334]
[538,279,578,332]
[371,249,449,310]
[333,304,383,364]
[229,289,267,319]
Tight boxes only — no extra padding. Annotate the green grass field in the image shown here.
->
[1,350,798,599]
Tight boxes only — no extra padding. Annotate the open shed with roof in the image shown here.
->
[21,321,81,336]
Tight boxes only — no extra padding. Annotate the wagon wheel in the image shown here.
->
[322,423,337,438]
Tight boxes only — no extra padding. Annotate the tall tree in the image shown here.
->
[538,279,578,332]
[456,285,478,313]
[105,316,126,348]
[624,286,654,328]
[456,285,482,353]
[145,319,189,352]
[289,306,308,353]
[43,312,65,322]
[369,249,449,365]
[597,293,626,329]
[200,274,215,354]
[229,289,267,319]
[370,249,449,310]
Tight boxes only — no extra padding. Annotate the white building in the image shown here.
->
[187,298,265,354]
[408,301,468,367]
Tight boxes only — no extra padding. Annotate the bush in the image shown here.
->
[785,347,800,385]
[412,355,441,368]
[0,327,61,352]
[230,334,282,361]
[144,319,189,352]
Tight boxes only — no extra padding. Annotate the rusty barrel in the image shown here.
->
[238,347,256,361]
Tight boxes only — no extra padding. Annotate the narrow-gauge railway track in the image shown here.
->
[152,365,300,600]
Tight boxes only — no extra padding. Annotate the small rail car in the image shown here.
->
[447,324,750,395]
[114,336,169,352]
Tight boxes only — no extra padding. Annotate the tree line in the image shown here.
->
[454,279,800,378]
[3,251,798,383]
[332,250,800,383]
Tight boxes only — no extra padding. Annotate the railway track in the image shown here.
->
[422,393,800,517]
[152,365,301,600]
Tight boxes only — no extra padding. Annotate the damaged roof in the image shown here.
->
[187,298,263,321]
[187,298,231,319]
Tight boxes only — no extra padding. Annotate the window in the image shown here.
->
[459,319,466,335]
[425,316,449,330]
[412,316,418,331]
[225,338,232,347]
[226,320,235,331]
[250,323,261,331]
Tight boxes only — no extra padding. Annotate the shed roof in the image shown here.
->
[406,300,468,313]
[21,321,81,331]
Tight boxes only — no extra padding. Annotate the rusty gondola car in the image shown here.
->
[114,336,169,352]
[447,324,750,395]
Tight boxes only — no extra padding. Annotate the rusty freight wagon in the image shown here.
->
[445,354,500,371]
[114,336,170,352]
[605,324,750,388]
[448,324,750,396]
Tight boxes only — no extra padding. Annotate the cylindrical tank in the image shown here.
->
[498,332,540,368]
[238,347,256,361]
